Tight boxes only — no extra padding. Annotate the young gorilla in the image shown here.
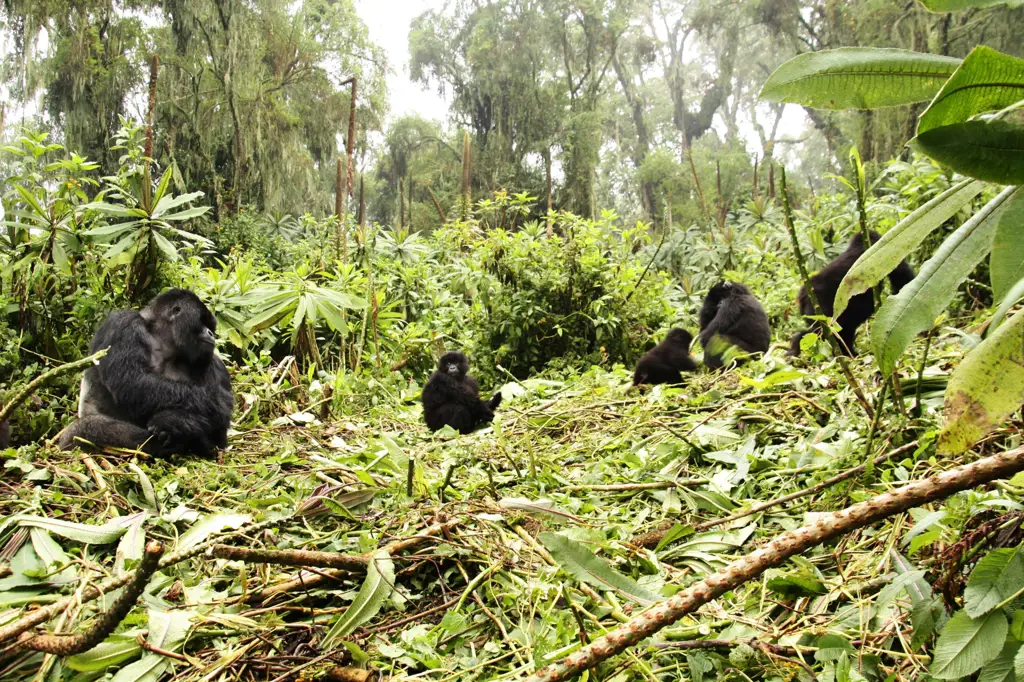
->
[59,289,234,457]
[633,328,698,386]
[698,281,772,369]
[422,351,502,434]
[788,230,915,356]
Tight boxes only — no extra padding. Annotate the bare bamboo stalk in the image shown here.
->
[526,445,1024,682]
[211,545,369,572]
[2,351,106,424]
[0,518,280,645]
[17,542,163,655]
[249,521,454,601]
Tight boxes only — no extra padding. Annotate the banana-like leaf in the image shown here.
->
[321,550,395,646]
[539,532,659,605]
[759,48,960,109]
[939,306,1024,455]
[989,188,1024,301]
[912,121,1024,185]
[918,47,1024,134]
[174,513,251,551]
[872,187,1016,374]
[6,515,129,544]
[67,632,143,672]
[834,179,985,318]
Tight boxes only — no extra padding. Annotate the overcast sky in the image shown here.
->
[354,0,451,123]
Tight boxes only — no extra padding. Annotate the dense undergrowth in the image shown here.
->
[1,130,1022,682]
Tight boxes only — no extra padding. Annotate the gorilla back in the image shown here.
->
[698,281,771,369]
[60,290,234,457]
[789,230,915,356]
[633,328,697,385]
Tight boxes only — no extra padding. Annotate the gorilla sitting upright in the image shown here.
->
[59,289,234,458]
[698,281,772,369]
[633,328,697,386]
[422,351,501,434]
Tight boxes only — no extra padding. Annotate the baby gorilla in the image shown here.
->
[422,352,502,434]
[789,230,915,356]
[698,281,771,369]
[633,328,697,386]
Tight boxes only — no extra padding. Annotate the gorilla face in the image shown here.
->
[439,351,469,379]
[143,289,218,366]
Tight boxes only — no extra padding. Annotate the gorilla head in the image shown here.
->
[142,289,218,367]
[439,351,469,379]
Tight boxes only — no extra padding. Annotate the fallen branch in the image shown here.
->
[634,441,920,548]
[211,545,370,572]
[0,517,280,645]
[526,444,1024,682]
[1,351,107,424]
[17,541,163,655]
[248,520,454,602]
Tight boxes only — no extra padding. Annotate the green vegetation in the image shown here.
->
[1,0,1024,680]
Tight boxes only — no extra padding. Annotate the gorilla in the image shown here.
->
[422,351,502,434]
[633,328,698,386]
[698,281,772,369]
[59,289,234,457]
[789,230,915,356]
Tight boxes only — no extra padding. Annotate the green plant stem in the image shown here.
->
[1,351,107,424]
[914,332,933,418]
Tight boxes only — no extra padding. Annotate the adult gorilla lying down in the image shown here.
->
[59,289,234,458]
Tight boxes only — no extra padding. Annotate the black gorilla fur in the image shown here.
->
[422,351,502,434]
[789,230,915,356]
[59,289,234,457]
[698,281,771,369]
[633,328,698,386]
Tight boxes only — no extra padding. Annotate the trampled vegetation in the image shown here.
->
[1,0,1023,681]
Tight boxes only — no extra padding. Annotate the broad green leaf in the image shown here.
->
[872,187,1015,374]
[147,608,192,651]
[162,206,211,222]
[990,189,1024,301]
[104,230,146,260]
[110,654,170,682]
[30,528,70,572]
[14,185,46,217]
[1016,642,1024,679]
[115,513,148,577]
[912,121,1024,185]
[919,0,1024,10]
[931,609,1008,679]
[990,277,1024,336]
[174,513,251,551]
[321,550,395,646]
[964,548,1024,617]
[9,515,129,544]
[151,167,174,207]
[67,632,142,672]
[835,179,985,317]
[82,202,147,219]
[939,306,1024,454]
[538,532,659,605]
[980,637,1022,682]
[84,223,137,238]
[759,48,961,109]
[151,230,180,262]
[919,47,1024,134]
[152,190,204,218]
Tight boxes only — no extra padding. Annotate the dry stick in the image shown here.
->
[527,444,1024,682]
[563,480,704,492]
[0,517,280,645]
[211,545,371,572]
[17,541,163,655]
[2,351,107,424]
[778,165,873,419]
[249,521,454,602]
[144,55,158,161]
[633,440,918,549]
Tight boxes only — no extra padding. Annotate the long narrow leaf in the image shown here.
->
[834,179,985,317]
[872,187,1016,374]
[759,48,961,109]
[321,550,395,646]
[989,188,1024,301]
[539,532,659,605]
[912,121,1024,185]
[939,306,1024,454]
[989,277,1024,336]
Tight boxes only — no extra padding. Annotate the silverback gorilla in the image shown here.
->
[422,351,502,434]
[789,230,915,356]
[698,281,772,369]
[59,290,234,457]
[633,328,698,386]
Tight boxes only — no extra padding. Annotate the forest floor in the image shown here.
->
[2,340,1021,682]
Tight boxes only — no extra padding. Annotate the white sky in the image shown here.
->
[354,0,451,123]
